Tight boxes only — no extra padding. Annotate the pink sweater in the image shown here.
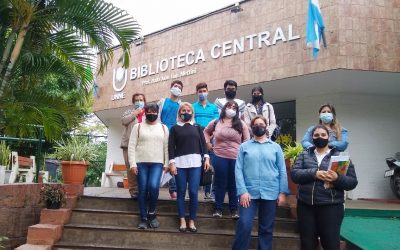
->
[204,119,250,159]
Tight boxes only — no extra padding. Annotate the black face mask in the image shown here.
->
[252,95,263,103]
[180,113,192,122]
[145,114,158,122]
[252,126,267,137]
[225,90,236,99]
[313,137,329,148]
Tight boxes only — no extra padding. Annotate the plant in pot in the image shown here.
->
[39,184,66,209]
[0,141,11,184]
[283,142,303,195]
[51,137,97,184]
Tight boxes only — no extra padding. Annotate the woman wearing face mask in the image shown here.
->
[120,93,146,198]
[302,104,348,152]
[243,86,277,140]
[128,103,169,230]
[232,116,288,250]
[292,125,358,250]
[204,101,250,219]
[168,102,210,232]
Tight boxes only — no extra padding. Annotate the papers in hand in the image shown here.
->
[328,155,350,176]
[160,171,173,187]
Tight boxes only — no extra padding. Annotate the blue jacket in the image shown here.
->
[235,139,288,200]
[301,125,349,152]
[291,147,358,206]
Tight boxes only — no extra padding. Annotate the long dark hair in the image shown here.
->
[220,100,243,134]
[251,86,264,104]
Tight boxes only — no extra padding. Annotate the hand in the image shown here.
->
[316,170,329,182]
[206,142,213,151]
[169,163,177,175]
[240,193,251,208]
[163,166,169,173]
[325,170,338,182]
[203,158,210,172]
[130,167,138,175]
[133,108,143,116]
[277,193,286,206]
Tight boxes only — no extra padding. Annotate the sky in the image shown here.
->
[106,0,239,36]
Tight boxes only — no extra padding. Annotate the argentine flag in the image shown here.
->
[306,0,326,58]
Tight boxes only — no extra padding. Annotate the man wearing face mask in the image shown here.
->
[243,86,278,140]
[157,80,184,199]
[192,82,219,200]
[214,80,246,116]
[121,93,146,199]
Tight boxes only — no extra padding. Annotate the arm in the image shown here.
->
[168,126,176,164]
[163,125,169,167]
[291,152,318,184]
[213,105,220,120]
[332,160,358,190]
[127,124,139,168]
[276,146,289,194]
[121,109,138,126]
[203,119,216,143]
[301,126,314,149]
[235,146,248,196]
[266,103,277,138]
[243,106,251,127]
[241,121,251,142]
[329,127,349,151]
[157,98,164,121]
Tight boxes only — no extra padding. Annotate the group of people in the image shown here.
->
[120,79,358,250]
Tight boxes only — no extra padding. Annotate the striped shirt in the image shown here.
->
[192,101,219,128]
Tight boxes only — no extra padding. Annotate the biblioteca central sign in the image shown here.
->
[111,23,300,101]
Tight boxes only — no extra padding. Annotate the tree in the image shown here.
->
[0,0,140,139]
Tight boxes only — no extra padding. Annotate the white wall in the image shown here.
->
[297,93,400,199]
[106,122,125,170]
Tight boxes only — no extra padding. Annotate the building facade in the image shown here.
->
[94,0,400,199]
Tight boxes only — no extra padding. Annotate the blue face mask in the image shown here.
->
[320,113,333,124]
[198,92,208,101]
[134,101,144,109]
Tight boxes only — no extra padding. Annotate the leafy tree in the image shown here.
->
[0,0,140,140]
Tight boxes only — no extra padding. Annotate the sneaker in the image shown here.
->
[147,213,160,229]
[212,209,222,218]
[204,192,213,200]
[170,192,177,200]
[137,219,148,229]
[231,210,239,219]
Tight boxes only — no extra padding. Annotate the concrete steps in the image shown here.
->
[53,196,300,249]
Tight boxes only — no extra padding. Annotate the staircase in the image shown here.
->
[53,195,299,249]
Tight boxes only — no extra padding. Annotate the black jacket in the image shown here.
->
[291,147,358,206]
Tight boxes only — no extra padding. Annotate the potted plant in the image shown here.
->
[0,141,11,184]
[283,142,303,195]
[39,184,66,209]
[51,137,96,184]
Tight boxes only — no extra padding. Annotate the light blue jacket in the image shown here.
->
[235,139,288,200]
[301,125,349,152]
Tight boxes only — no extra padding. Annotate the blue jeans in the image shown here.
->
[213,154,238,211]
[137,163,163,220]
[204,151,215,194]
[232,199,276,250]
[168,176,177,193]
[175,167,202,220]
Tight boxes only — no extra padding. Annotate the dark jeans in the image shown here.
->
[168,176,177,193]
[136,163,163,220]
[204,151,215,194]
[297,200,344,250]
[213,154,238,211]
[232,199,276,250]
[175,167,202,220]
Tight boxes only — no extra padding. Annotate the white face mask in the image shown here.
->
[170,87,182,97]
[225,108,236,118]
